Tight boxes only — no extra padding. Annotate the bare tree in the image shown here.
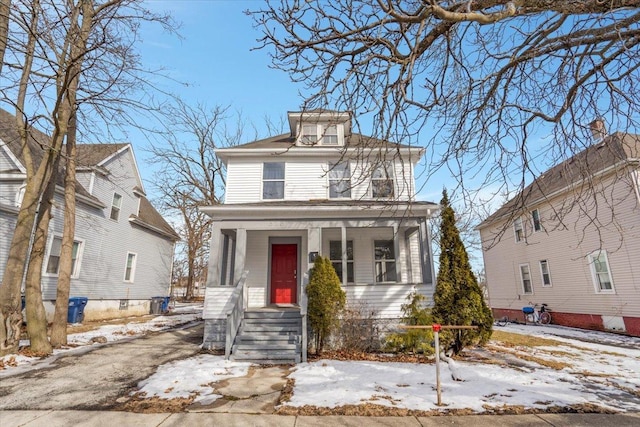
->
[250,1,640,222]
[0,0,9,73]
[0,0,176,355]
[147,102,252,300]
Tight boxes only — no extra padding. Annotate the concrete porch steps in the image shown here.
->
[230,309,302,364]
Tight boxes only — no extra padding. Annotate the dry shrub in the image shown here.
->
[334,302,382,353]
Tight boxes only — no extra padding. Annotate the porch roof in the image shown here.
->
[200,200,439,221]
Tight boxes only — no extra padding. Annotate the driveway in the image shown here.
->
[0,323,204,410]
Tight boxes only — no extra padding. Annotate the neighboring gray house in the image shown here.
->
[0,108,179,320]
[478,128,640,337]
[201,109,439,363]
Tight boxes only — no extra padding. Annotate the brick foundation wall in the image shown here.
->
[624,316,640,336]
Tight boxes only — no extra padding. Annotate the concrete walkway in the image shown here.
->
[1,411,639,427]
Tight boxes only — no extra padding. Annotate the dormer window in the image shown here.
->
[298,123,343,146]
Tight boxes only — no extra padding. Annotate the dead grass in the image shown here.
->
[491,330,564,347]
[120,394,195,413]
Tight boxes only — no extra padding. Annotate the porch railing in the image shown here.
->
[225,271,248,360]
[300,279,308,363]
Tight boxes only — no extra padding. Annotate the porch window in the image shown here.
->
[124,252,137,282]
[374,240,396,282]
[329,240,354,283]
[262,162,285,199]
[372,162,394,198]
[588,251,614,293]
[519,263,532,294]
[110,193,122,221]
[46,236,82,277]
[328,161,351,198]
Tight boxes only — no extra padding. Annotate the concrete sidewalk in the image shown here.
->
[1,411,639,427]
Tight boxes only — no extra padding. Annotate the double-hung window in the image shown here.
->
[323,125,338,145]
[262,162,285,199]
[372,162,394,198]
[588,251,614,292]
[374,240,396,283]
[531,209,541,232]
[514,217,524,242]
[328,161,351,198]
[124,252,137,282]
[301,124,318,145]
[539,260,552,286]
[329,240,354,283]
[519,263,532,294]
[110,193,122,221]
[46,236,82,277]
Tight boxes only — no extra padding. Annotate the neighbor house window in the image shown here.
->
[329,240,354,283]
[124,252,137,282]
[110,193,122,221]
[328,161,351,198]
[514,217,524,242]
[374,240,396,282]
[588,251,614,292]
[531,209,541,232]
[262,162,285,199]
[372,162,394,198]
[46,236,82,277]
[301,124,318,144]
[323,125,338,145]
[519,263,532,294]
[539,260,552,286]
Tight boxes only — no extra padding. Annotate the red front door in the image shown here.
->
[270,244,297,304]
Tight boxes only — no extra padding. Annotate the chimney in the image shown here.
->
[589,118,607,143]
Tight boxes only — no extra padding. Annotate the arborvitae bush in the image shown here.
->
[384,292,434,354]
[306,256,346,355]
[433,189,493,354]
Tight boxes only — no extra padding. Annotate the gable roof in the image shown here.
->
[477,132,640,229]
[130,197,180,241]
[76,143,129,168]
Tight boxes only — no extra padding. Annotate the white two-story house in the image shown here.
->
[201,109,438,363]
[0,108,179,321]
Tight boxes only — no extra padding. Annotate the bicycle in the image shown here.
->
[522,302,551,325]
[494,315,509,327]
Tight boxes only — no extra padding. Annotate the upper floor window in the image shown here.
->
[15,184,26,208]
[374,240,396,283]
[588,250,614,293]
[110,193,122,221]
[45,236,82,278]
[323,125,338,145]
[539,259,552,286]
[531,209,541,232]
[301,124,318,145]
[329,240,354,283]
[263,162,285,199]
[513,217,524,242]
[519,263,532,294]
[372,162,394,198]
[124,252,137,282]
[328,161,351,199]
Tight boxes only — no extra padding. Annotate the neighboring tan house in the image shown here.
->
[201,109,439,363]
[0,108,179,320]
[478,126,640,336]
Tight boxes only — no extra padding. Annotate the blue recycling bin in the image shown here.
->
[161,296,170,313]
[68,297,88,323]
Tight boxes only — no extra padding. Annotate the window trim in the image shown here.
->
[124,252,137,283]
[262,162,285,200]
[15,184,26,208]
[328,161,351,199]
[513,217,524,243]
[329,240,354,283]
[374,239,397,283]
[44,235,84,279]
[539,259,552,287]
[587,250,615,294]
[531,209,541,232]
[371,162,395,199]
[519,263,533,294]
[110,192,122,221]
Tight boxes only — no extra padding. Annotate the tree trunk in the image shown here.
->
[50,112,78,347]
[0,0,9,74]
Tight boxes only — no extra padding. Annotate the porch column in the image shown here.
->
[206,223,223,287]
[233,228,247,287]
[341,226,348,286]
[393,224,402,283]
[418,218,433,284]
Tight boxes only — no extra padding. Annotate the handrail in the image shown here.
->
[225,271,248,360]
